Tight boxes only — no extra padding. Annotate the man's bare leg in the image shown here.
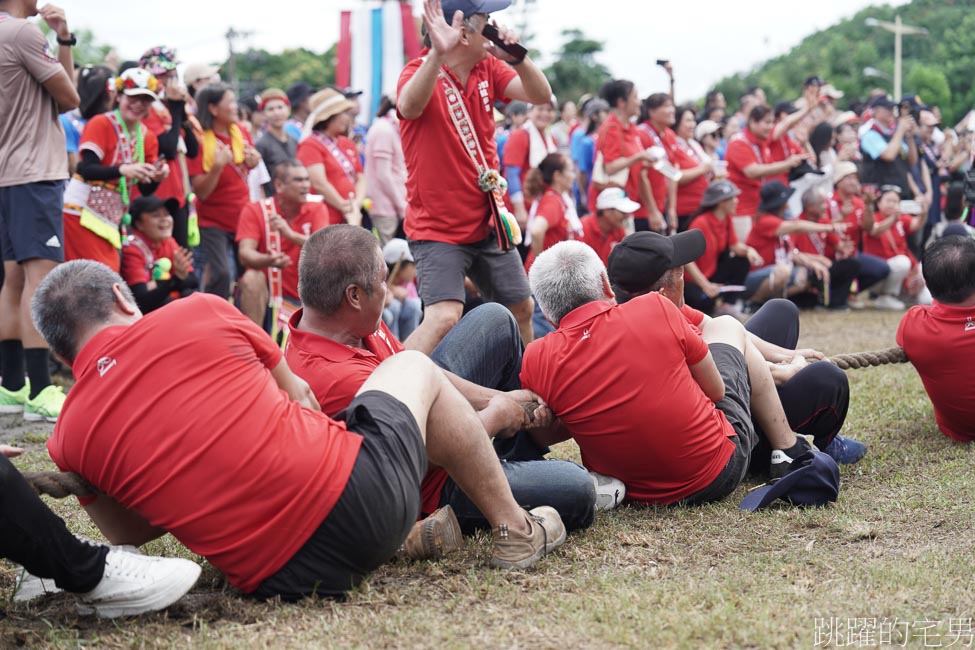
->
[506,296,534,346]
[356,351,530,535]
[237,269,269,327]
[404,300,463,355]
[701,316,798,450]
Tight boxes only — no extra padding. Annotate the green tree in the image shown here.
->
[39,25,113,67]
[707,0,975,124]
[906,64,950,112]
[542,29,612,106]
[232,44,337,98]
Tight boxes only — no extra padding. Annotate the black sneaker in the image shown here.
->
[769,436,813,481]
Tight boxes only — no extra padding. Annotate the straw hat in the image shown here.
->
[304,88,356,135]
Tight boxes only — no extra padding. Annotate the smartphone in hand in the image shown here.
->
[482,23,528,62]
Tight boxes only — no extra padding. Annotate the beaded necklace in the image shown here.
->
[113,109,145,225]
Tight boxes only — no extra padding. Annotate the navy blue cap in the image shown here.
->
[440,0,511,20]
[739,451,840,511]
[869,96,896,110]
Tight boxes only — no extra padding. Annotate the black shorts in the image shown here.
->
[253,391,426,601]
[681,343,757,505]
[0,181,66,263]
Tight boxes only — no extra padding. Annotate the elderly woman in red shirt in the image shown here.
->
[671,104,715,233]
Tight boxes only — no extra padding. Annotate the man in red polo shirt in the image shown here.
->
[576,188,636,265]
[521,239,812,506]
[897,236,975,442]
[236,160,338,326]
[396,0,554,354]
[35,261,569,600]
[285,225,596,533]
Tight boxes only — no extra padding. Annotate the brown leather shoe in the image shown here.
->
[490,506,566,570]
[398,505,464,561]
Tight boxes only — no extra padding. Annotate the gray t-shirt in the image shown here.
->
[0,14,68,187]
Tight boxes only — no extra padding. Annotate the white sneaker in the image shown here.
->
[13,566,63,602]
[76,549,201,618]
[874,295,906,311]
[590,471,626,511]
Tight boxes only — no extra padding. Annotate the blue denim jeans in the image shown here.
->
[382,297,422,341]
[429,303,596,532]
[854,253,890,292]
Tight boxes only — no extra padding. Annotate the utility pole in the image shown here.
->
[865,15,928,100]
[225,27,254,96]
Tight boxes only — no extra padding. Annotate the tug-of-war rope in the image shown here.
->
[21,350,911,498]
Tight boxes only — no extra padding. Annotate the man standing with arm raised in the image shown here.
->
[397,0,553,353]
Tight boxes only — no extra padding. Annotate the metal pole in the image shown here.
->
[894,15,902,100]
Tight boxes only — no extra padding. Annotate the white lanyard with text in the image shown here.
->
[261,198,283,309]
[313,132,357,185]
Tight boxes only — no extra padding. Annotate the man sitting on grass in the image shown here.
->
[520,239,812,506]
[607,230,865,465]
[33,261,567,602]
[897,235,975,442]
[284,226,596,542]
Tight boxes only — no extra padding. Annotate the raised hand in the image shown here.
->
[423,0,463,58]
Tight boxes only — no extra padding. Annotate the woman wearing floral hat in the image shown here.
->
[63,68,168,271]
[138,45,199,248]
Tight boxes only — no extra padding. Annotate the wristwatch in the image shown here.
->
[56,33,77,47]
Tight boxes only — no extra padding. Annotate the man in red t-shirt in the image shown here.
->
[607,230,864,466]
[285,225,595,535]
[896,236,975,442]
[236,160,338,326]
[576,188,636,265]
[35,261,569,599]
[396,0,555,355]
[521,238,812,506]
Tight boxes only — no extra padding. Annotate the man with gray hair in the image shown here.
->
[33,260,567,601]
[284,225,595,545]
[521,238,814,506]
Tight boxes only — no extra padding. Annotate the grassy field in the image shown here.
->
[2,308,973,649]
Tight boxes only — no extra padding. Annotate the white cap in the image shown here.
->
[694,119,721,141]
[382,238,414,265]
[596,187,640,213]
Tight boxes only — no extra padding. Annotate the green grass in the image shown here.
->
[2,309,973,649]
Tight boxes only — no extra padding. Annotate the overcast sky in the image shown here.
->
[49,0,908,102]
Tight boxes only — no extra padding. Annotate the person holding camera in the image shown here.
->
[860,96,918,197]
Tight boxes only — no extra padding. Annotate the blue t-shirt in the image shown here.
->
[60,111,86,154]
[861,129,907,160]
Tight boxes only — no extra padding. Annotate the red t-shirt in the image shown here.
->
[863,214,916,264]
[186,126,254,233]
[766,129,804,185]
[235,199,336,301]
[680,302,706,336]
[398,53,517,245]
[524,189,568,272]
[520,293,736,504]
[825,192,866,252]
[79,112,160,172]
[296,134,362,224]
[501,127,556,200]
[636,122,678,213]
[120,230,183,286]
[593,113,648,218]
[673,139,709,216]
[577,214,624,266]
[140,104,185,206]
[47,295,362,594]
[689,211,739,278]
[725,129,770,218]
[792,215,839,259]
[897,302,975,442]
[284,311,449,516]
[746,213,791,269]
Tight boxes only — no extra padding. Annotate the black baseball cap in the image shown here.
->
[607,230,706,294]
[440,0,511,20]
[758,180,795,213]
[803,75,825,87]
[869,96,896,111]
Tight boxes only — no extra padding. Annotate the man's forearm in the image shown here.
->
[512,59,552,104]
[397,54,443,120]
[57,41,74,81]
[444,369,498,410]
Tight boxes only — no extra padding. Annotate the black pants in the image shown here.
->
[168,202,190,249]
[0,455,107,593]
[790,257,862,310]
[684,252,751,316]
[744,300,850,464]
